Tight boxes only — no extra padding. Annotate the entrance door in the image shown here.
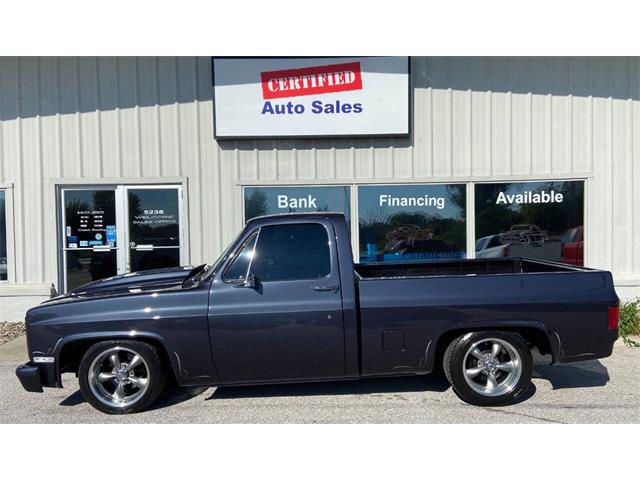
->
[125,186,182,273]
[61,188,119,292]
[59,185,183,292]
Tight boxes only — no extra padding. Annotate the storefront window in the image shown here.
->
[358,184,467,263]
[474,181,584,265]
[244,186,351,222]
[0,190,7,280]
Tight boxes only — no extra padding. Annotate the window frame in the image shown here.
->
[220,220,335,286]
[472,179,586,265]
[247,222,333,283]
[239,177,588,267]
[0,186,14,283]
[222,228,260,284]
[56,183,185,293]
[242,185,352,223]
[356,182,468,264]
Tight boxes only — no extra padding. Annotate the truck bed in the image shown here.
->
[354,255,616,377]
[354,257,587,279]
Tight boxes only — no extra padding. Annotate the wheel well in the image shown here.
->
[58,337,176,382]
[433,326,552,367]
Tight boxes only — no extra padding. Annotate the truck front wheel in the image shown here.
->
[78,340,167,414]
[443,331,533,407]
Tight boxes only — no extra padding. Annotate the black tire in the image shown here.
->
[443,331,532,407]
[78,340,167,414]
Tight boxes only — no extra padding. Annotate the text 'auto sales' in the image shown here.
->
[259,61,364,116]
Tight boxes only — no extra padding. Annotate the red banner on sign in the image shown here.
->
[261,61,363,100]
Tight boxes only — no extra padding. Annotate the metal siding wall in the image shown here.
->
[0,56,639,295]
[632,62,640,280]
[0,56,225,289]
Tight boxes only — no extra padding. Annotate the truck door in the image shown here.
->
[208,219,346,384]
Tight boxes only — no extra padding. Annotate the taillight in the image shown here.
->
[608,306,619,329]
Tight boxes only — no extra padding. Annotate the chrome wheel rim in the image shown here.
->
[88,347,150,408]
[462,338,522,397]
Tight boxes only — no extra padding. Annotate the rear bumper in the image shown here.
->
[557,330,618,364]
[16,363,44,392]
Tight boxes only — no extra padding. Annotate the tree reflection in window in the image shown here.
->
[358,184,467,263]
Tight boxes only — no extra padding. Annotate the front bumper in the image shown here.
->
[16,362,44,392]
[16,360,61,392]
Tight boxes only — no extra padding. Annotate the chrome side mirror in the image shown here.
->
[242,273,256,289]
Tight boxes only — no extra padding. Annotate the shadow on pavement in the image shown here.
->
[59,390,85,406]
[58,357,610,410]
[207,370,451,400]
[506,382,537,405]
[60,386,211,411]
[148,387,210,411]
[533,358,610,390]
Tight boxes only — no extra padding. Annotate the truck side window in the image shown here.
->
[223,231,258,282]
[249,223,330,282]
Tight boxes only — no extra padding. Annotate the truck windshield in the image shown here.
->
[199,229,246,283]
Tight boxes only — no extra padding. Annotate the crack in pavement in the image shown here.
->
[482,407,566,424]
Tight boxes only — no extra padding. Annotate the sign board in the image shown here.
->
[213,57,410,138]
[63,190,117,249]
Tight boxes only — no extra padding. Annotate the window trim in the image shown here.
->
[222,228,260,284]
[249,222,333,284]
[223,221,334,285]
[0,185,15,283]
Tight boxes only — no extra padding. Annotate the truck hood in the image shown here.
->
[60,265,197,299]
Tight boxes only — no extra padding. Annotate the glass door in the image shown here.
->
[61,188,119,291]
[59,184,184,292]
[125,186,182,273]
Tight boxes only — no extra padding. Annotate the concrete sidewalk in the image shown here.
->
[1,335,639,423]
[0,335,27,362]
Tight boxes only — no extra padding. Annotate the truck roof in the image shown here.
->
[245,211,347,226]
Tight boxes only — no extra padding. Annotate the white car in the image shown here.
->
[476,235,510,258]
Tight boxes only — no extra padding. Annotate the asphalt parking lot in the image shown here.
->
[1,335,638,423]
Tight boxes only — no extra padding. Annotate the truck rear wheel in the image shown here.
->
[443,331,532,407]
[78,340,166,414]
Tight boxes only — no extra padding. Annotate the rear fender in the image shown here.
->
[425,319,560,373]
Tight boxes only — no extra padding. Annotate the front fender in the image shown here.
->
[51,331,184,388]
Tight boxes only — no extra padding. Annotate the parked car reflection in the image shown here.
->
[560,225,584,266]
[475,235,510,258]
[0,256,7,280]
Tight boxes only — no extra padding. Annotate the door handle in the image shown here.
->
[312,285,340,293]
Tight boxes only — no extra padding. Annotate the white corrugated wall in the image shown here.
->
[0,57,639,313]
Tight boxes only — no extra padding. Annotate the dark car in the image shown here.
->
[16,213,619,414]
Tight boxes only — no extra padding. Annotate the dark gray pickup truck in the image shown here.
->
[16,213,619,414]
